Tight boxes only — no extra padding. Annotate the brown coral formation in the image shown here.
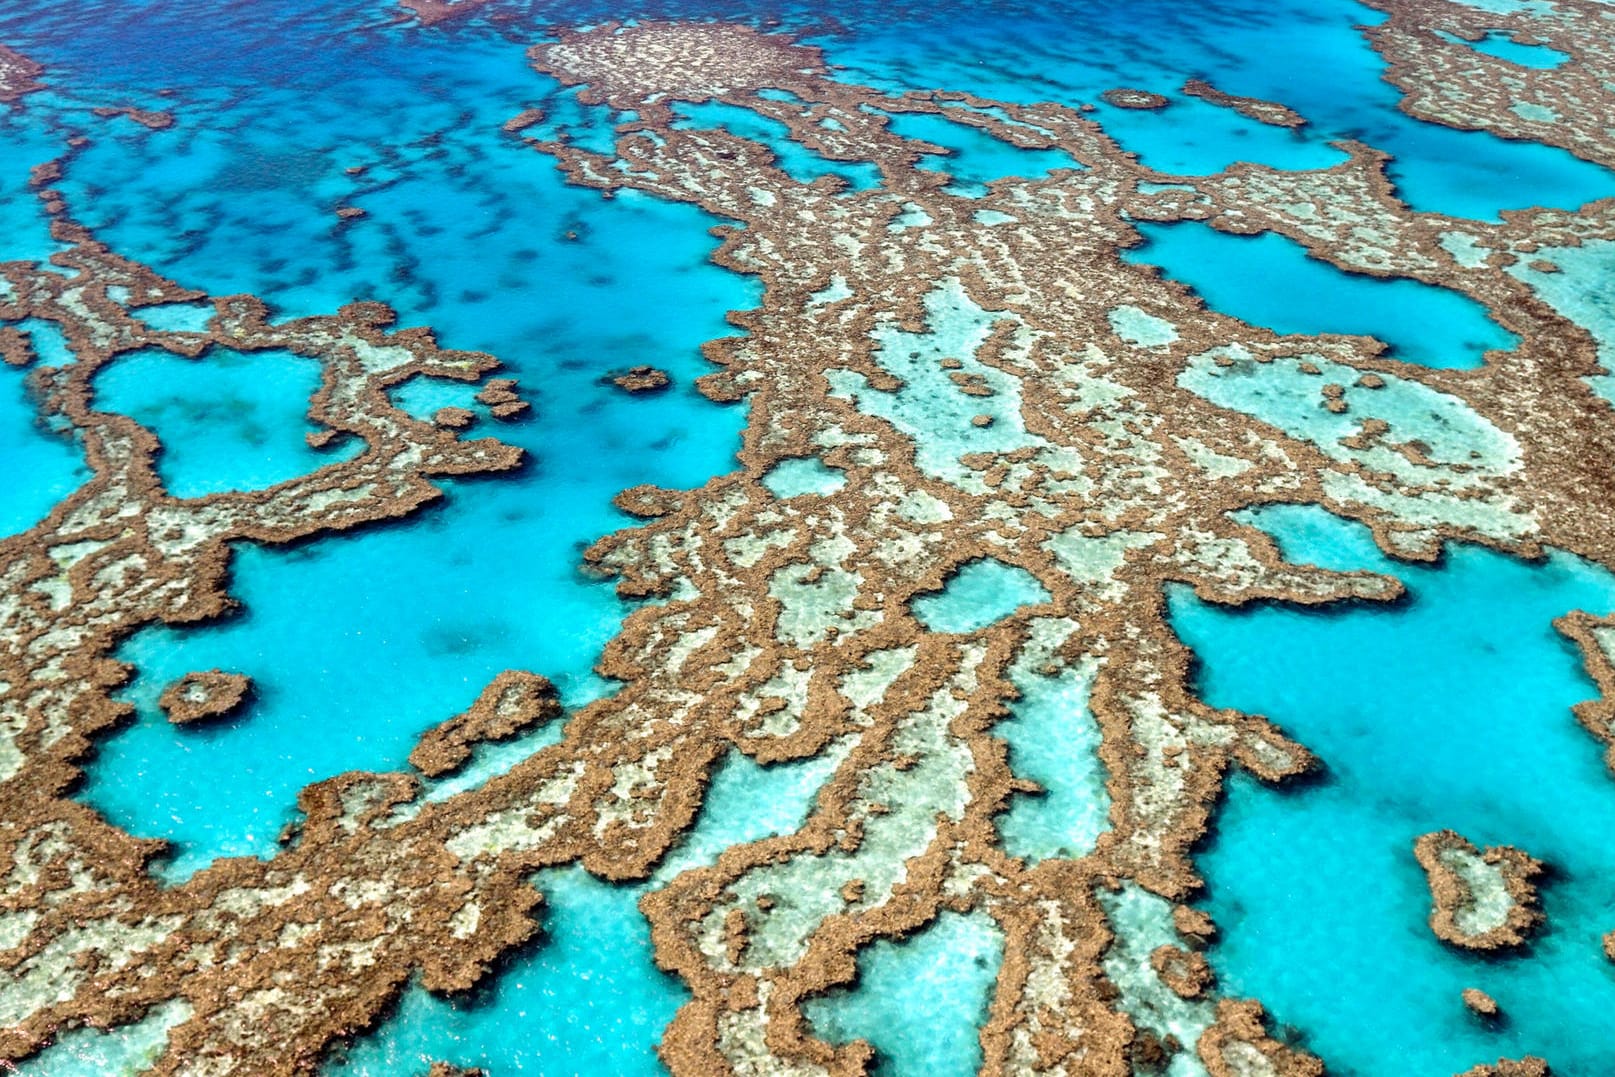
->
[408,671,561,778]
[1150,943,1214,999]
[502,107,544,135]
[397,0,494,27]
[532,22,827,113]
[4,7,1615,1077]
[158,670,254,727]
[425,1063,484,1077]
[1182,79,1307,128]
[92,105,176,130]
[1415,830,1544,951]
[431,406,475,430]
[0,43,43,104]
[1173,904,1217,945]
[610,364,672,393]
[1197,1001,1322,1077]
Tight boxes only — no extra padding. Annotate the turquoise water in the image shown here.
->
[326,865,687,1077]
[911,558,1052,634]
[388,374,486,423]
[0,0,1610,1071]
[130,301,214,335]
[1179,349,1518,495]
[1507,239,1615,404]
[997,651,1111,864]
[883,110,1081,194]
[16,318,72,366]
[25,1001,191,1077]
[1438,29,1567,69]
[93,347,361,497]
[1099,882,1216,1068]
[0,356,85,539]
[1172,506,1615,1076]
[803,909,1005,1077]
[1126,221,1520,368]
[0,112,66,266]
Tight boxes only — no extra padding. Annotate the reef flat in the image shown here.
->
[3,1,1615,1075]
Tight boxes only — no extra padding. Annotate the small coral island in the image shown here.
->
[1414,829,1544,952]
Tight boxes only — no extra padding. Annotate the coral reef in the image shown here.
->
[0,43,42,103]
[1182,79,1307,128]
[158,671,254,727]
[1415,830,1544,951]
[611,365,671,393]
[409,672,560,779]
[3,4,1615,1074]
[1462,988,1500,1018]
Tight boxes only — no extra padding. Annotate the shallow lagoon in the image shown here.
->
[884,109,1081,194]
[912,558,1052,634]
[94,346,360,497]
[996,650,1110,865]
[1126,221,1519,369]
[0,354,84,539]
[1439,29,1567,69]
[326,747,840,1075]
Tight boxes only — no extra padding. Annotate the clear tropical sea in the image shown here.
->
[5,0,1613,1073]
